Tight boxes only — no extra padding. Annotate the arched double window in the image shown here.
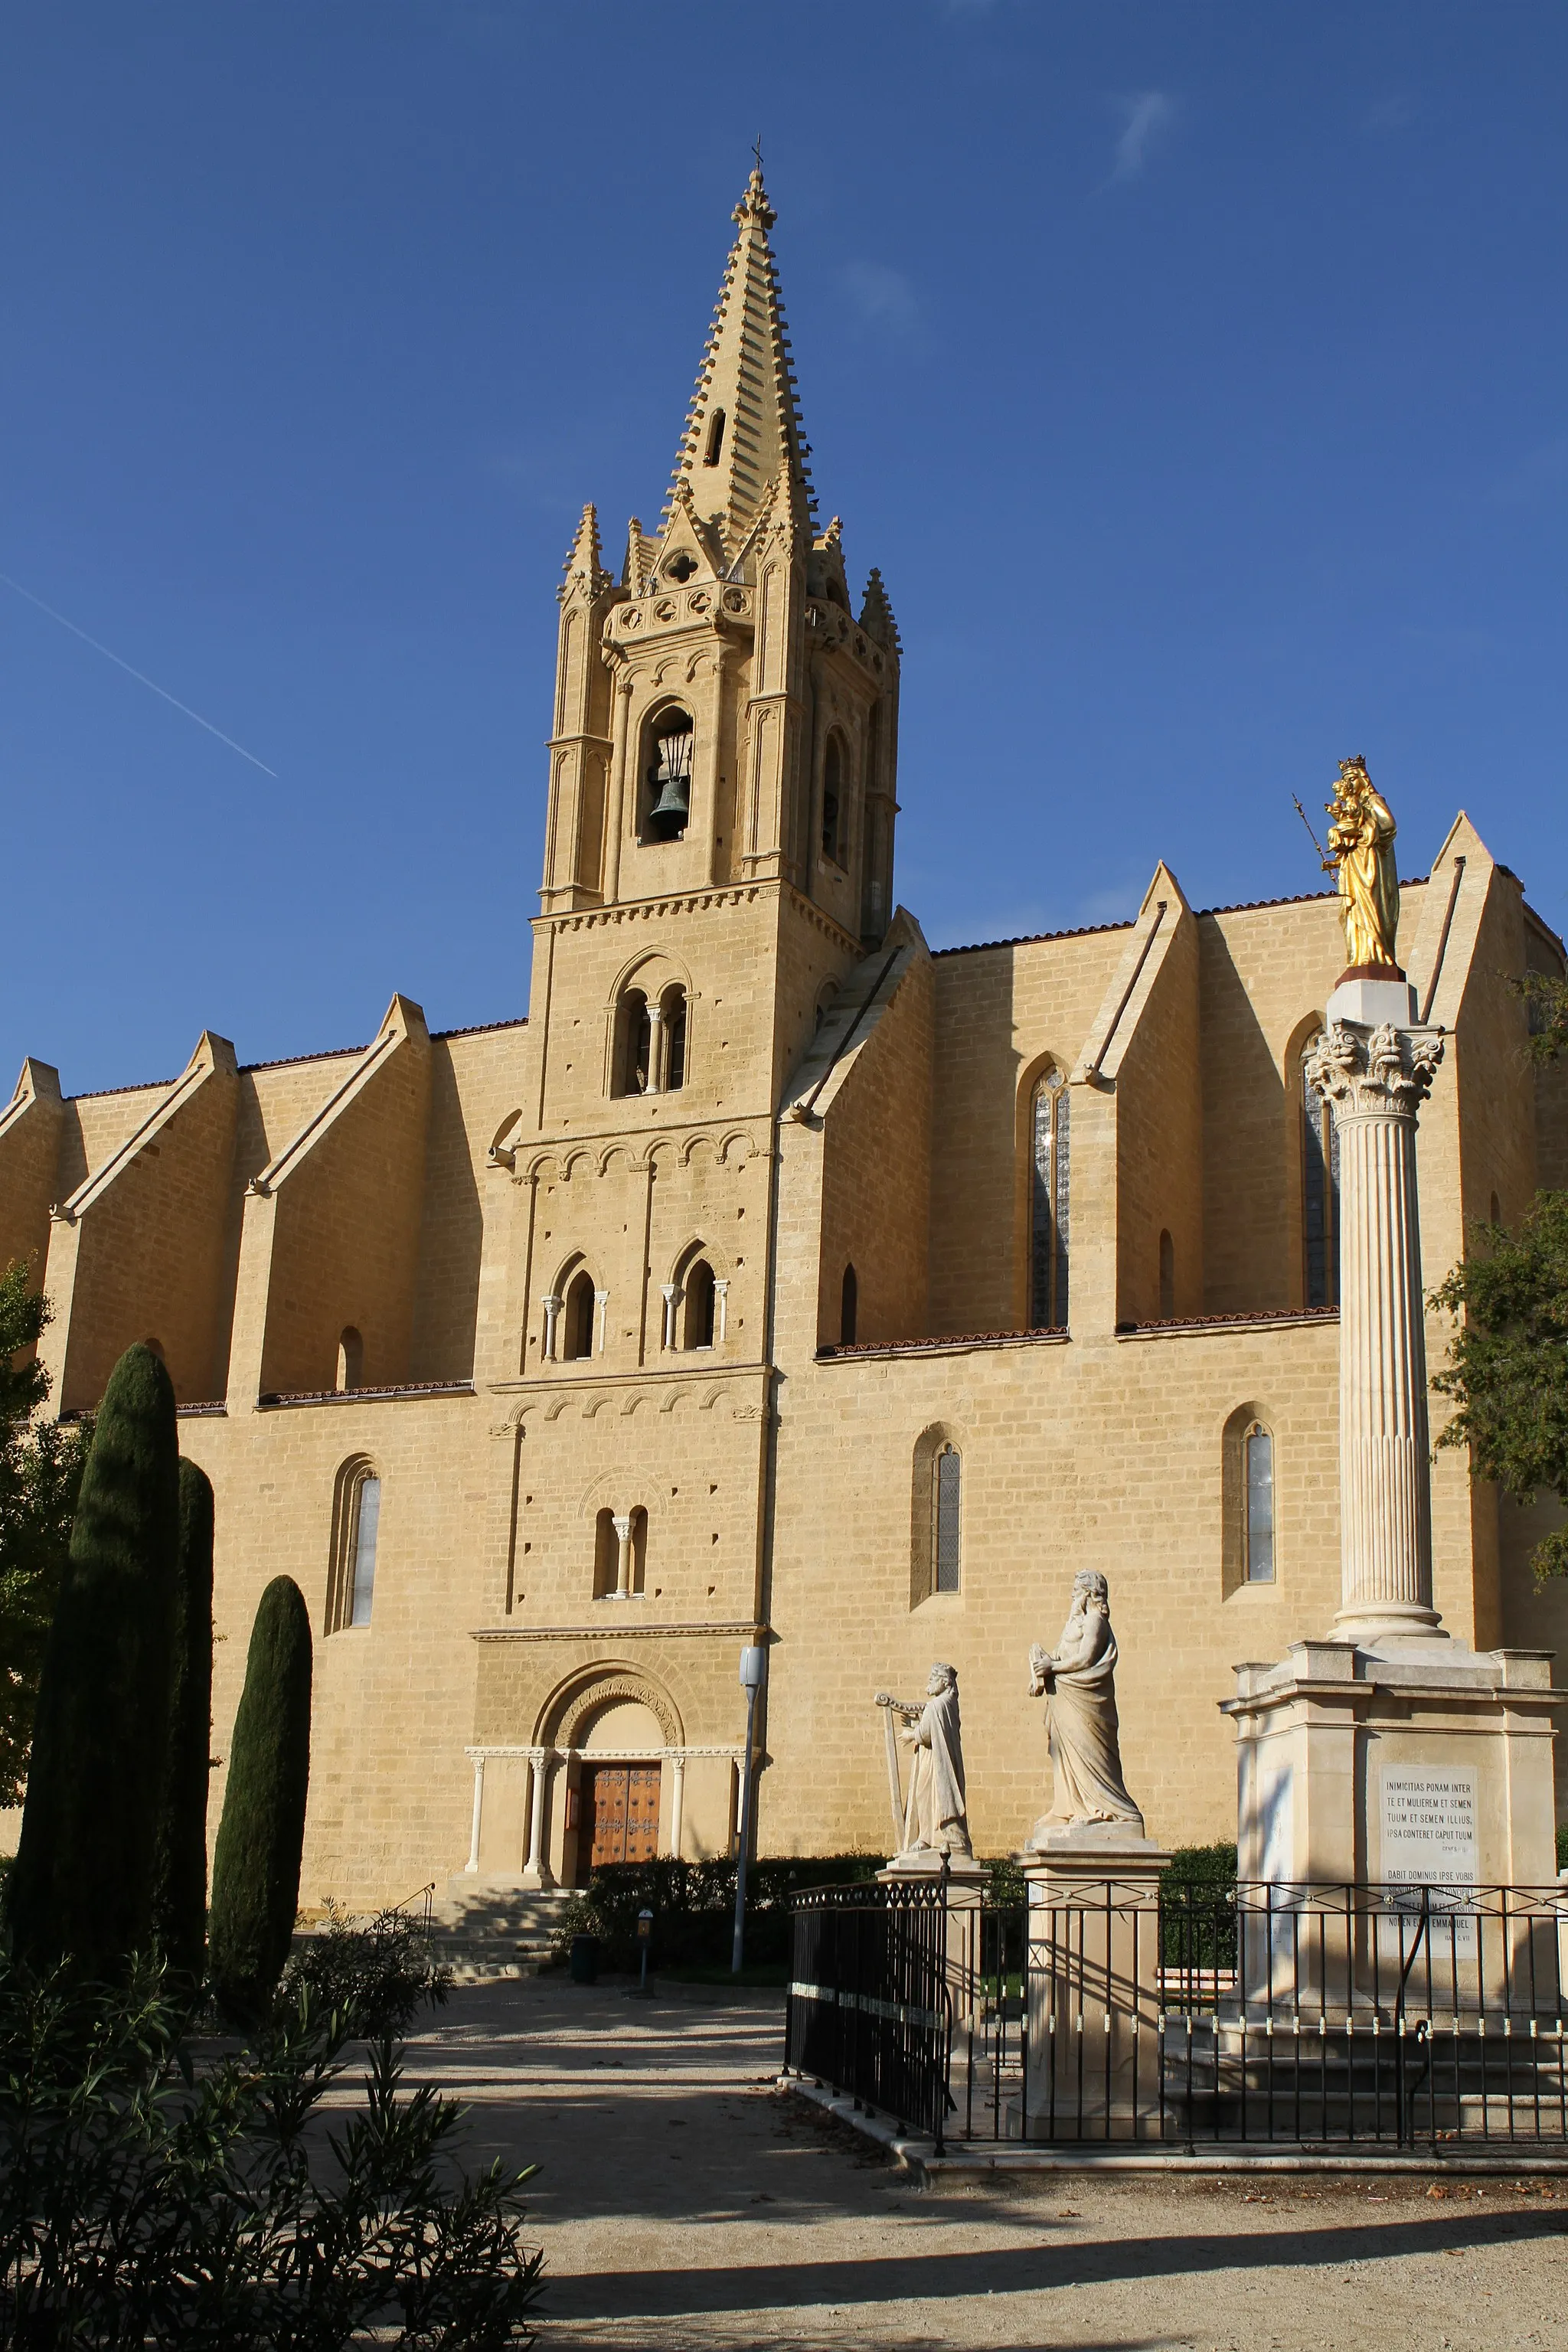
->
[1302,1040,1339,1308]
[328,1458,381,1632]
[643,707,694,842]
[1029,1068,1070,1330]
[612,980,687,1096]
[911,1426,964,1603]
[593,1504,648,1598]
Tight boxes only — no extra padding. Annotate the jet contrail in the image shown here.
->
[0,569,278,777]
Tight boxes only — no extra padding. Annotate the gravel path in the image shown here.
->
[402,1977,1568,2350]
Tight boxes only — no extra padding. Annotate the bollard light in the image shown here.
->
[634,1906,655,1998]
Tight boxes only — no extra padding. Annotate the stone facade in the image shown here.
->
[4,171,1567,1903]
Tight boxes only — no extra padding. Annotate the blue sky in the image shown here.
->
[5,3,1566,1093]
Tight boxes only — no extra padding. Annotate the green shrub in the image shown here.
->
[152,1459,214,1988]
[1161,1841,1239,1971]
[8,1344,179,1979]
[283,1900,453,2040]
[209,1576,312,2019]
[552,1854,884,1972]
[0,1958,542,2344]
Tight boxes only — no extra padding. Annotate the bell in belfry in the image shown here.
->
[645,715,693,840]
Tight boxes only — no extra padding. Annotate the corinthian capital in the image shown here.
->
[1305,1020,1444,1119]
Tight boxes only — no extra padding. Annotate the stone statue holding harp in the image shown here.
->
[874,1664,973,1862]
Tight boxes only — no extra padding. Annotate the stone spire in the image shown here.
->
[661,165,816,563]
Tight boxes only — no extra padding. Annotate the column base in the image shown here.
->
[520,1865,556,1892]
[1331,1597,1447,1645]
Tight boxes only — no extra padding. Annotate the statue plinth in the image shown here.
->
[1326,973,1417,1028]
[1021,1834,1171,2139]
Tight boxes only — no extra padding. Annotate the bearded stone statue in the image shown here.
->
[1027,1570,1145,1844]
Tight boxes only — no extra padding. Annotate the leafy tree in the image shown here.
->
[1518,969,1568,1067]
[8,1343,179,1978]
[1432,1192,1568,1579]
[151,1459,214,1988]
[209,1576,313,2019]
[0,1265,90,1807]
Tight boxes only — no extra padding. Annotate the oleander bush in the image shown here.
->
[0,1958,543,2347]
[283,1899,454,2040]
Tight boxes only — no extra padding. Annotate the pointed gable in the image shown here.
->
[660,166,815,567]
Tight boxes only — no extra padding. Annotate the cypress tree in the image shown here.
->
[151,1459,215,1988]
[209,1575,312,2017]
[8,1342,180,1979]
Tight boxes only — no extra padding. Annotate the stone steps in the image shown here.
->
[427,1878,574,1982]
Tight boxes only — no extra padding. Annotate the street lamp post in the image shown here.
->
[732,1644,766,1975]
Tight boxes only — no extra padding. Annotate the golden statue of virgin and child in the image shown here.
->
[1322,754,1401,975]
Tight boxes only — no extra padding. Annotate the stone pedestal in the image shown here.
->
[1021,1829,1170,2140]
[877,1853,988,2034]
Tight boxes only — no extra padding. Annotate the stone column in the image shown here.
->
[645,1004,665,1095]
[668,1753,686,1859]
[713,1278,729,1344]
[521,1748,554,1889]
[1305,1010,1445,1644]
[593,1288,609,1354]
[612,1512,634,1598]
[541,1293,562,1361]
[465,1750,486,1873]
[660,1283,681,1351]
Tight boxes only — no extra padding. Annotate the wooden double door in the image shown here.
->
[580,1762,662,1873]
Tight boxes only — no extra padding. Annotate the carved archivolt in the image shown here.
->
[542,1666,684,1749]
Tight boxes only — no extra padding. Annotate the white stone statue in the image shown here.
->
[875,1663,973,1861]
[1027,1571,1145,1841]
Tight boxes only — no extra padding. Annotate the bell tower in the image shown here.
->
[537,166,901,947]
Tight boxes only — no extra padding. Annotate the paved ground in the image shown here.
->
[400,1976,1568,2351]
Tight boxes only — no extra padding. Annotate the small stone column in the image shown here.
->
[465,1750,486,1873]
[593,1288,609,1354]
[612,1512,634,1598]
[521,1748,554,1889]
[1305,1004,1445,1643]
[645,1004,665,1095]
[668,1753,686,1859]
[660,1283,681,1351]
[541,1293,563,1362]
[713,1278,729,1344]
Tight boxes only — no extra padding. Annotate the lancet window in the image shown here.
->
[840,1263,858,1346]
[561,1268,598,1361]
[336,1326,363,1391]
[1243,1423,1275,1583]
[643,708,694,842]
[822,731,846,866]
[328,1459,381,1632]
[1029,1069,1070,1330]
[933,1446,962,1594]
[1302,1047,1339,1308]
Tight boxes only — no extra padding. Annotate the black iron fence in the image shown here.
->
[785,1880,955,2150]
[785,1876,1568,2151]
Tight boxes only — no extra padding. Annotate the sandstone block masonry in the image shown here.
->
[4,170,1566,1902]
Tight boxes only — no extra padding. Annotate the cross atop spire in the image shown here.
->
[661,165,814,561]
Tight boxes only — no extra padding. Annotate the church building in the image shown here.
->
[4,170,1566,1900]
